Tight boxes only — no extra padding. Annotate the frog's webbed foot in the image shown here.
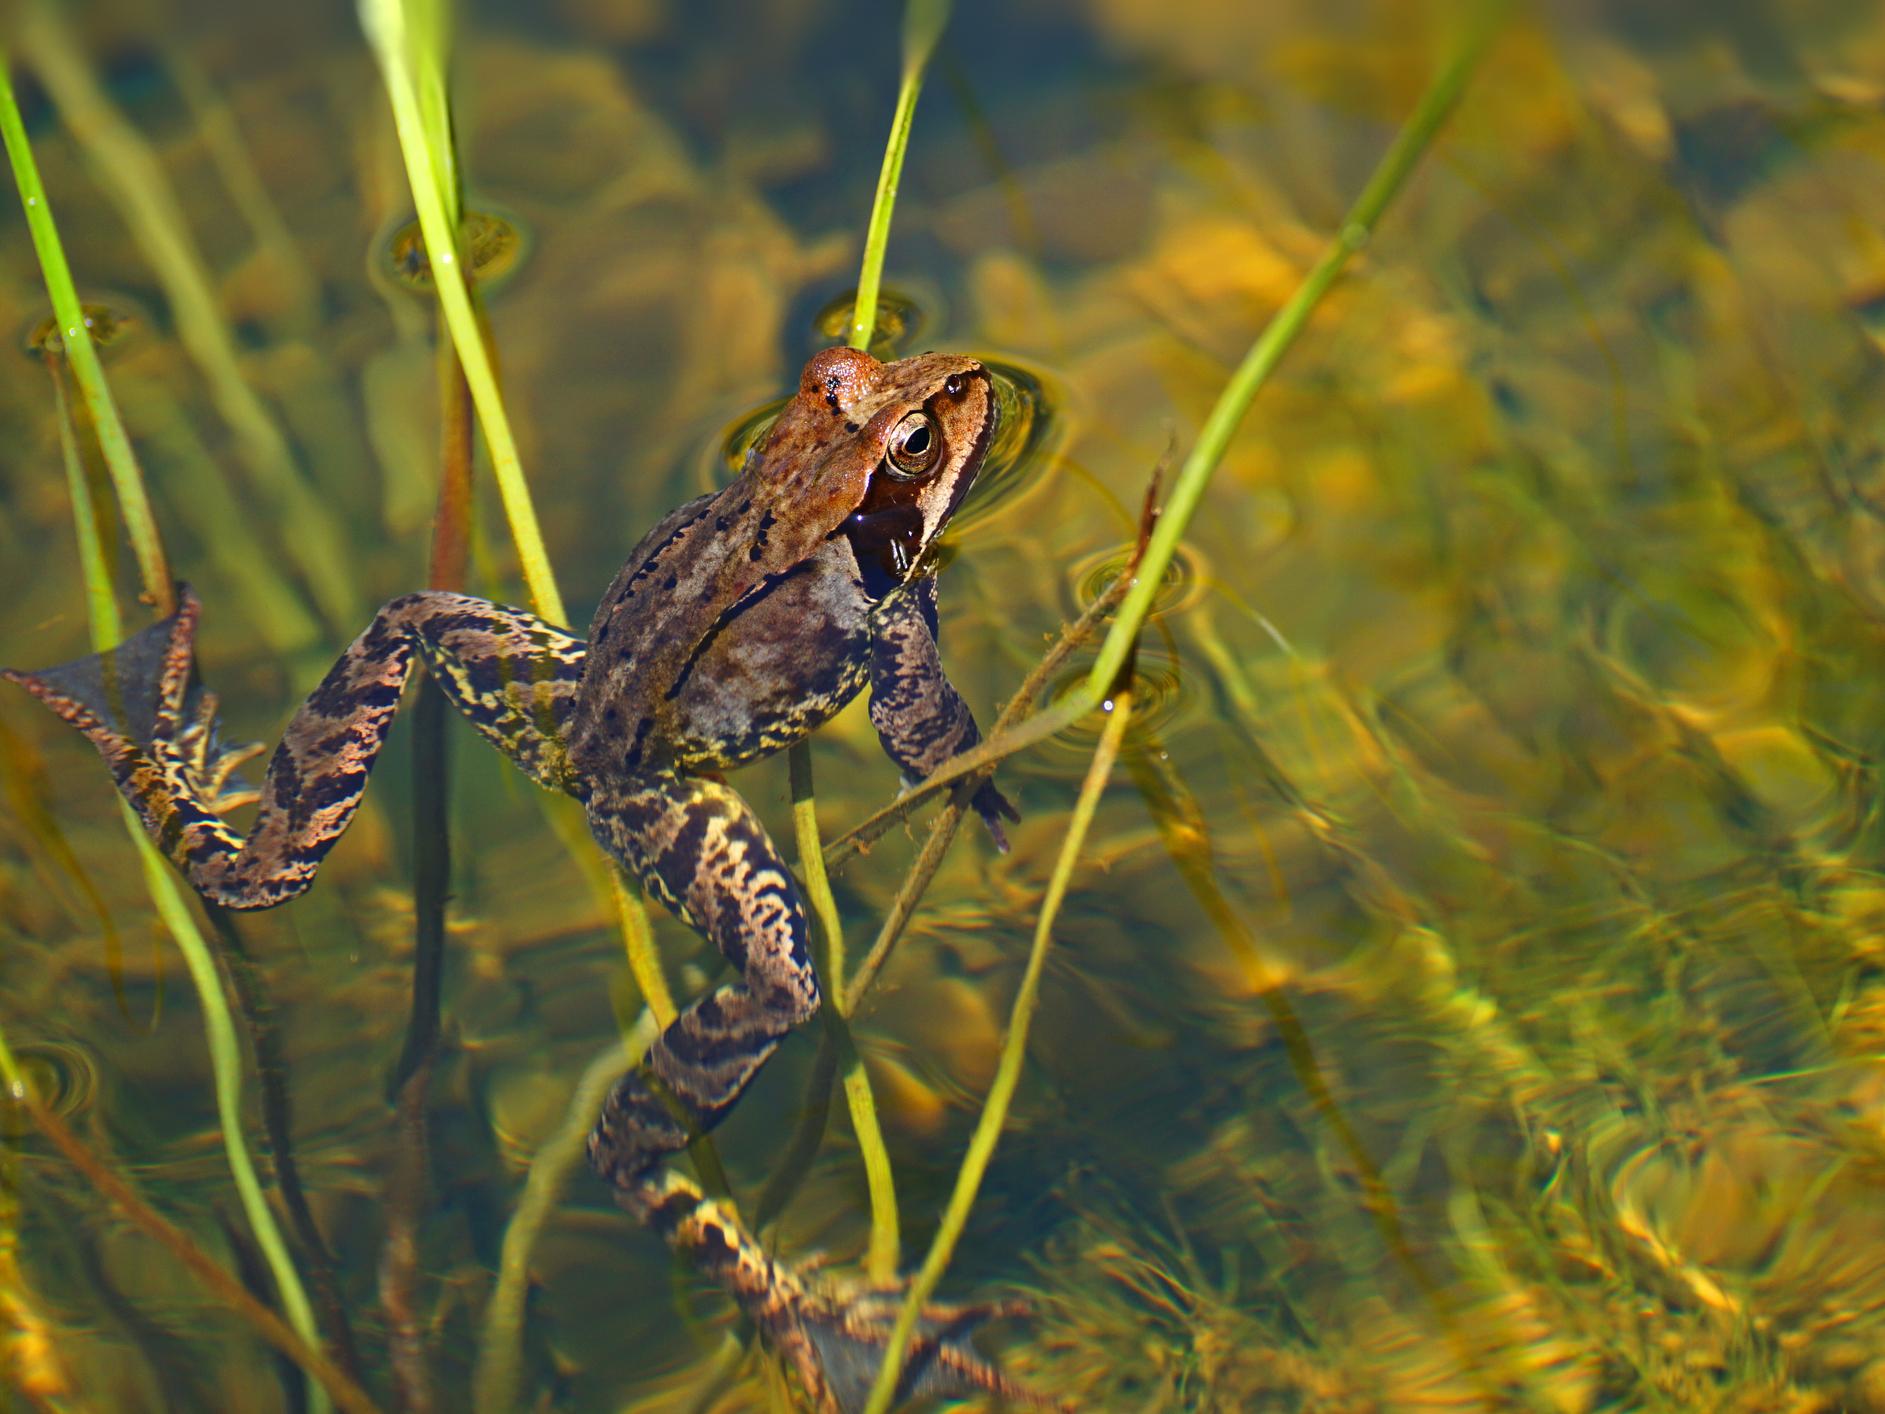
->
[776,1273,1057,1414]
[3,586,259,811]
[610,1171,1055,1412]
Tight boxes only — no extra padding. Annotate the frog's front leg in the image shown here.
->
[868,576,1018,848]
[4,586,585,909]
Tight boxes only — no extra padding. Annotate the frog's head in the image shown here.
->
[797,346,998,598]
[747,346,996,599]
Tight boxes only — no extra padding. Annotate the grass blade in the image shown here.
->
[2,50,331,1413]
[358,0,567,627]
[1081,0,1509,699]
[862,682,1135,1414]
[21,3,354,630]
[850,0,952,350]
[0,51,170,613]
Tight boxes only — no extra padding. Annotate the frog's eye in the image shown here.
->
[883,411,940,480]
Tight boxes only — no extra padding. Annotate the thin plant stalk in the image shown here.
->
[0,53,170,612]
[3,53,330,1411]
[360,0,671,1051]
[825,0,1510,859]
[132,814,330,1414]
[850,0,952,350]
[0,1025,384,1414]
[859,8,1509,1403]
[358,0,565,627]
[45,358,119,647]
[611,872,677,1025]
[861,683,1136,1414]
[763,502,1139,1231]
[1080,1,1507,699]
[788,750,899,1281]
[772,0,959,1282]
[841,551,1137,996]
[204,904,364,1379]
[21,2,354,629]
[472,1021,655,1414]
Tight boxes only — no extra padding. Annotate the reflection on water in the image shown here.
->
[6,0,1885,1409]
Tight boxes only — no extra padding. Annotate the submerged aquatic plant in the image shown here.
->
[0,46,339,1414]
[22,1,1885,1411]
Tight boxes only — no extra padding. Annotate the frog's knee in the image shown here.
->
[380,589,461,625]
[756,956,820,1028]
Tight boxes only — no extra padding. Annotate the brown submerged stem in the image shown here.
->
[842,537,1140,1008]
[203,903,365,1382]
[0,1065,383,1414]
[382,258,479,1414]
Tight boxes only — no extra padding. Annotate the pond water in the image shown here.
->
[5,0,1885,1409]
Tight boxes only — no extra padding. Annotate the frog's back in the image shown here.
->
[659,536,873,770]
[569,486,877,777]
[569,490,721,773]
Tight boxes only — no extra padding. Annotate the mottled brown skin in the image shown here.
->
[5,347,1037,1411]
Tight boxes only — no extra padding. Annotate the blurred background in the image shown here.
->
[5,0,1885,1407]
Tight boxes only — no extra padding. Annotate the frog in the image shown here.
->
[4,345,1042,1412]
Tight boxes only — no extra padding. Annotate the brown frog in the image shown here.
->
[6,346,1039,1410]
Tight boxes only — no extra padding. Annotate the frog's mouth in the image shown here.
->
[842,503,927,601]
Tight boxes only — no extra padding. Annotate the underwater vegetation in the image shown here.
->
[4,0,1885,1410]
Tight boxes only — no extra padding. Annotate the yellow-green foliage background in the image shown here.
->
[5,1,1885,1408]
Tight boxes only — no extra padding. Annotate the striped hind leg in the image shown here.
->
[627,1169,1049,1413]
[582,775,1046,1411]
[584,771,819,1180]
[4,585,586,910]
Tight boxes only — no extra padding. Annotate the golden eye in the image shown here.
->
[884,411,940,479]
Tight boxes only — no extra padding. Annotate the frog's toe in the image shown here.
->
[174,687,265,813]
[972,779,1020,853]
[778,1275,1058,1413]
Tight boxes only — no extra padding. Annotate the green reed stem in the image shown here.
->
[364,0,669,1035]
[4,50,329,1410]
[862,684,1134,1414]
[474,1020,656,1414]
[359,0,566,627]
[849,0,951,350]
[778,0,957,1285]
[1081,0,1506,699]
[0,52,171,614]
[858,11,1508,1404]
[788,747,900,1281]
[132,812,330,1414]
[825,0,1509,860]
[46,359,121,646]
[21,2,353,630]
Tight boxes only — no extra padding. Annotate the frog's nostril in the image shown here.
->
[944,374,965,398]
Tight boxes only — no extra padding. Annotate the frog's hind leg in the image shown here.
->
[623,1169,1054,1414]
[5,586,586,910]
[584,772,819,1174]
[584,774,1051,1411]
